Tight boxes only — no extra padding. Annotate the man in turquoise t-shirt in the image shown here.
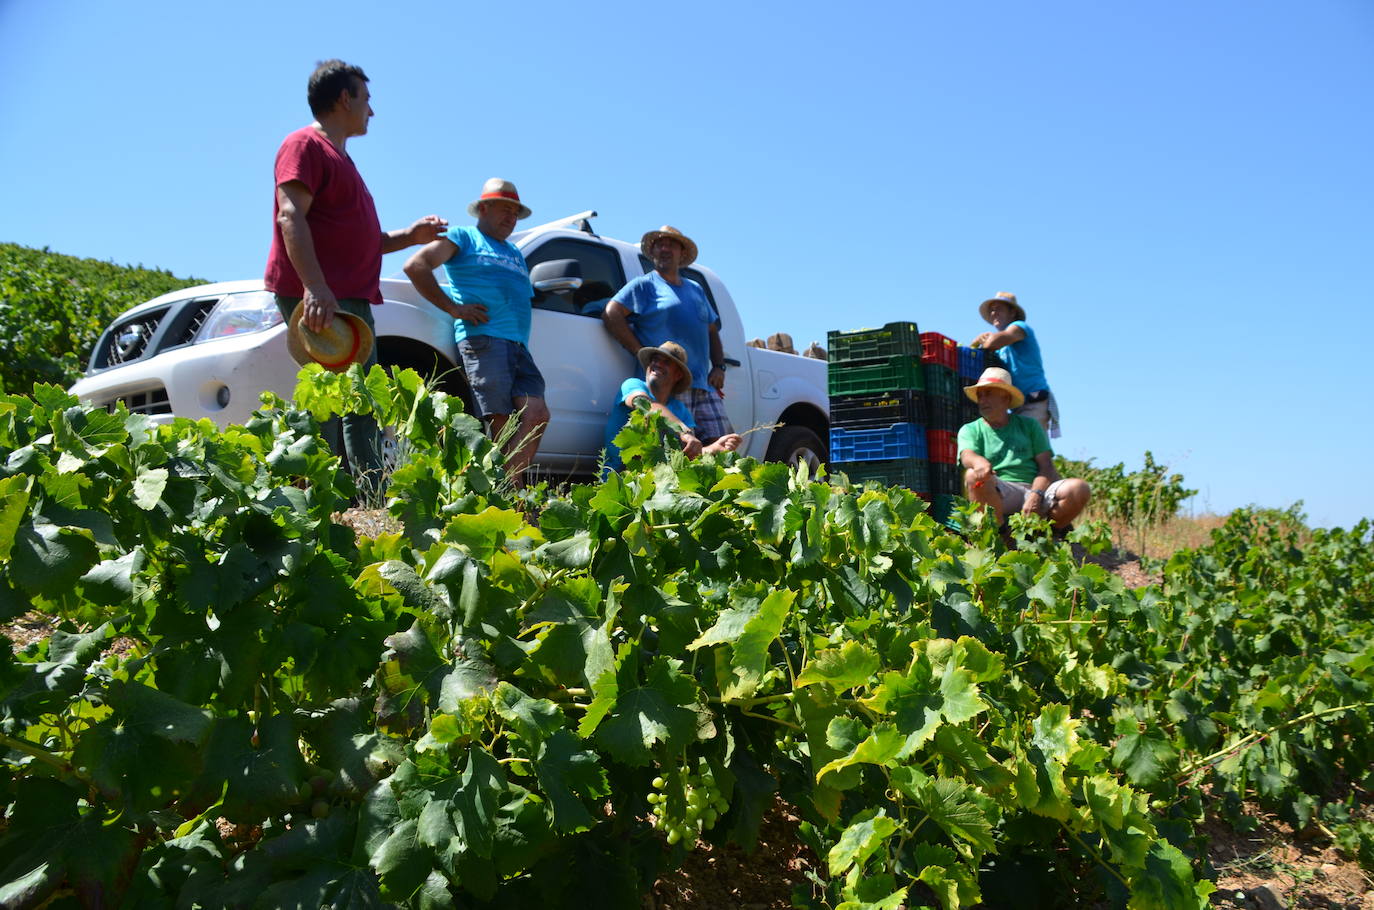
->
[601,226,733,445]
[970,292,1060,437]
[957,367,1089,530]
[404,178,548,484]
[602,342,741,473]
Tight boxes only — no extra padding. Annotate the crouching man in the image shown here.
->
[602,342,741,473]
[957,367,1090,532]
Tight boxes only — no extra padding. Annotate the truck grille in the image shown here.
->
[105,309,167,367]
[99,386,172,417]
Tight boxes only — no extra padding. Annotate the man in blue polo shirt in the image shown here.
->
[404,178,548,484]
[971,292,1061,437]
[601,226,733,445]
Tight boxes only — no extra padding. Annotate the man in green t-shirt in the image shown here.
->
[956,367,1090,529]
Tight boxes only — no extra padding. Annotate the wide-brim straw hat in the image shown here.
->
[979,291,1027,324]
[640,226,698,267]
[467,177,532,220]
[636,341,693,396]
[287,306,375,373]
[964,366,1025,409]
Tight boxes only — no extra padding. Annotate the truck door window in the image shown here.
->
[526,238,626,317]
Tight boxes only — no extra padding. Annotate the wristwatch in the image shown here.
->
[711,362,725,371]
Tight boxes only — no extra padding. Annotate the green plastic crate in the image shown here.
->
[827,322,921,364]
[923,363,962,400]
[828,355,925,397]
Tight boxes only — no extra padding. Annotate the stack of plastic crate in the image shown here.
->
[826,322,930,498]
[919,332,963,521]
[956,345,983,426]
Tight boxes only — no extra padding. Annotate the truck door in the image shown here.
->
[522,236,633,470]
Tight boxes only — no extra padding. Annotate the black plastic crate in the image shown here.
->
[835,457,931,496]
[927,394,961,431]
[827,321,921,364]
[931,461,962,496]
[829,389,927,429]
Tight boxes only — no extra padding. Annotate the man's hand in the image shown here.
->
[703,433,741,455]
[965,460,993,488]
[451,303,490,325]
[678,432,703,458]
[971,331,993,349]
[408,215,449,245]
[301,285,340,332]
[1021,489,1045,516]
[708,366,725,392]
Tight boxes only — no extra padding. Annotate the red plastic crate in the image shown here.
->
[920,332,959,371]
[926,429,956,465]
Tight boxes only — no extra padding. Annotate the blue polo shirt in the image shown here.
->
[441,226,533,345]
[612,272,718,391]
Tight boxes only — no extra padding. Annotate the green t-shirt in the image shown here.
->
[956,414,1051,484]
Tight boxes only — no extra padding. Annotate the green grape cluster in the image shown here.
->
[645,758,728,847]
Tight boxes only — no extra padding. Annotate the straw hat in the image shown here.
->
[287,306,374,372]
[978,291,1026,324]
[963,366,1025,409]
[640,226,698,267]
[467,177,532,220]
[636,342,693,396]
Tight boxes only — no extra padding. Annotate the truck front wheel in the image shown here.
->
[765,425,827,476]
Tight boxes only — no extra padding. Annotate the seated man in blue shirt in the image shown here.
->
[971,292,1060,437]
[602,342,741,472]
[958,367,1090,531]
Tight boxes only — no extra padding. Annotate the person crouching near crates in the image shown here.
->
[601,342,742,474]
[970,292,1061,437]
[957,367,1090,535]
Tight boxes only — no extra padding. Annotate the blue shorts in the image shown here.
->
[457,335,546,418]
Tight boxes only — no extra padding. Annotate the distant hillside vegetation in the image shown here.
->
[0,242,205,394]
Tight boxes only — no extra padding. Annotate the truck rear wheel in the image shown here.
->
[765,425,827,476]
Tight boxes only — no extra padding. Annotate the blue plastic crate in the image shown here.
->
[829,422,928,463]
[958,346,984,380]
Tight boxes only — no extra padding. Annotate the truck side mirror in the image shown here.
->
[530,259,584,294]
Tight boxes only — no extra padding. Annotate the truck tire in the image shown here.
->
[765,425,827,476]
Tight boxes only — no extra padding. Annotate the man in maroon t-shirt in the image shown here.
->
[264,59,447,487]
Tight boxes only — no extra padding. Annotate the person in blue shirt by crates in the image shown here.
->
[970,292,1061,438]
[958,367,1090,535]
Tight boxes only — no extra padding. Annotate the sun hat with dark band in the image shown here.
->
[467,177,532,220]
[963,366,1025,409]
[287,307,375,373]
[640,226,698,267]
[637,341,693,396]
[978,291,1027,324]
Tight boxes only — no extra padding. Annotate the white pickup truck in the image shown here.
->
[69,212,829,474]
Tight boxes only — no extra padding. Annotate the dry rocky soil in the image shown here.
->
[3,513,1369,908]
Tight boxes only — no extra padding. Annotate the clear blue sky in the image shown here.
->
[2,0,1370,529]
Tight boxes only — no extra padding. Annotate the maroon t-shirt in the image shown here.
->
[264,126,383,304]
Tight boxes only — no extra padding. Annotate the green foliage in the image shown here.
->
[1056,450,1197,556]
[0,242,203,394]
[0,371,1370,908]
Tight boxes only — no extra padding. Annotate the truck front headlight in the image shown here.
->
[194,291,283,343]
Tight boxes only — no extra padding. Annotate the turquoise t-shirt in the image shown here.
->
[1000,320,1049,396]
[956,414,1051,484]
[602,377,695,472]
[441,226,533,345]
[612,272,718,391]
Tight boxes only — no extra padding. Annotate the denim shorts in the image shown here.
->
[457,335,546,417]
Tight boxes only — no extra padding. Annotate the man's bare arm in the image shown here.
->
[972,324,1027,351]
[382,215,449,254]
[403,240,489,324]
[276,181,337,332]
[602,301,642,357]
[707,323,726,391]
